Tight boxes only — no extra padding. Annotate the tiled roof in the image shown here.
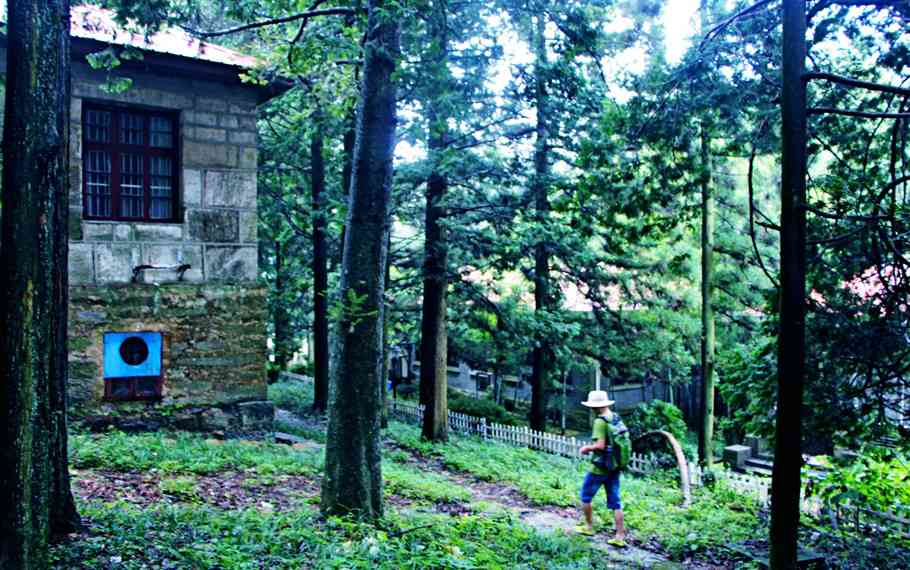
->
[71,4,258,68]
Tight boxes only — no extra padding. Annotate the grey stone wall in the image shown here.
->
[69,284,273,433]
[68,62,260,286]
[61,61,270,434]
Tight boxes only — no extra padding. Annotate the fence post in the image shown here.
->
[480,417,488,440]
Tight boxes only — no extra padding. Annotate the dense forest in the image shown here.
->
[1,0,909,568]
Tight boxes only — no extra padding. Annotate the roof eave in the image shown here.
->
[0,33,291,105]
[69,36,291,105]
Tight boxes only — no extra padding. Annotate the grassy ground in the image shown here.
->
[384,421,764,562]
[52,381,906,569]
[57,427,616,569]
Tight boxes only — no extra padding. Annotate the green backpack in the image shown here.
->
[593,414,632,472]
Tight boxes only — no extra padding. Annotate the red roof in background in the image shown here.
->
[71,4,259,69]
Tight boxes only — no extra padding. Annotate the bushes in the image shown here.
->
[268,380,314,416]
[447,391,522,426]
[625,400,690,461]
[288,361,313,376]
[809,446,910,512]
[625,400,687,441]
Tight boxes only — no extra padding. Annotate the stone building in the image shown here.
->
[2,6,287,432]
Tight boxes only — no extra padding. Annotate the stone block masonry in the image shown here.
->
[68,65,260,286]
[68,284,273,433]
[64,61,271,433]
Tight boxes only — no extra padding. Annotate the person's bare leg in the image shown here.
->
[581,502,594,530]
[614,509,625,540]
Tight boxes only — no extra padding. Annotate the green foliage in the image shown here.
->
[626,400,688,442]
[387,422,581,507]
[716,334,778,442]
[273,418,327,444]
[329,288,378,332]
[69,431,322,476]
[51,503,612,569]
[268,380,315,416]
[626,478,761,559]
[62,422,770,565]
[288,361,314,377]
[383,462,472,504]
[385,422,763,560]
[806,529,910,570]
[159,476,200,502]
[809,447,910,513]
[447,391,522,427]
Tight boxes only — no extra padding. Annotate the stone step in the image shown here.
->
[754,452,774,462]
[274,431,305,445]
[746,456,775,470]
[742,463,773,477]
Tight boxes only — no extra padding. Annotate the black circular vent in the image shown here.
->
[120,336,149,366]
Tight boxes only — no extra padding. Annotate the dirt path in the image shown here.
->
[383,439,690,569]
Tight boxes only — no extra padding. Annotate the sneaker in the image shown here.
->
[607,537,627,548]
[574,524,595,536]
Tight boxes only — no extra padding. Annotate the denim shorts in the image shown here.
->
[580,471,621,509]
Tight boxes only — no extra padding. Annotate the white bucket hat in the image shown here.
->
[581,390,614,408]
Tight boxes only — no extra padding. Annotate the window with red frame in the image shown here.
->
[83,104,179,222]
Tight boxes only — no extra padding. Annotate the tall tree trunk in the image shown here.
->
[0,2,79,566]
[320,0,399,520]
[381,229,392,429]
[698,126,716,467]
[492,312,506,404]
[337,111,357,267]
[311,126,329,413]
[529,12,551,432]
[419,0,450,442]
[273,240,292,371]
[770,0,808,567]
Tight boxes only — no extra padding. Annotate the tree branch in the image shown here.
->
[748,144,780,289]
[803,204,888,222]
[808,107,910,120]
[699,0,777,49]
[807,0,907,23]
[184,8,356,38]
[804,72,910,97]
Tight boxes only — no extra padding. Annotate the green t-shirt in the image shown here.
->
[590,413,611,475]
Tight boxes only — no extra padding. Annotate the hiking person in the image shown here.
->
[576,390,627,547]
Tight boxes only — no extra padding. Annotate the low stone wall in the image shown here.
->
[68,283,273,433]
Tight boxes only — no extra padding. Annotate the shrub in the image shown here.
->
[808,446,910,512]
[288,361,313,377]
[625,400,687,441]
[447,391,522,426]
[268,380,314,416]
[51,502,613,569]
[625,400,689,461]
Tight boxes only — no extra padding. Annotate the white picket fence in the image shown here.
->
[689,463,772,505]
[389,399,663,476]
